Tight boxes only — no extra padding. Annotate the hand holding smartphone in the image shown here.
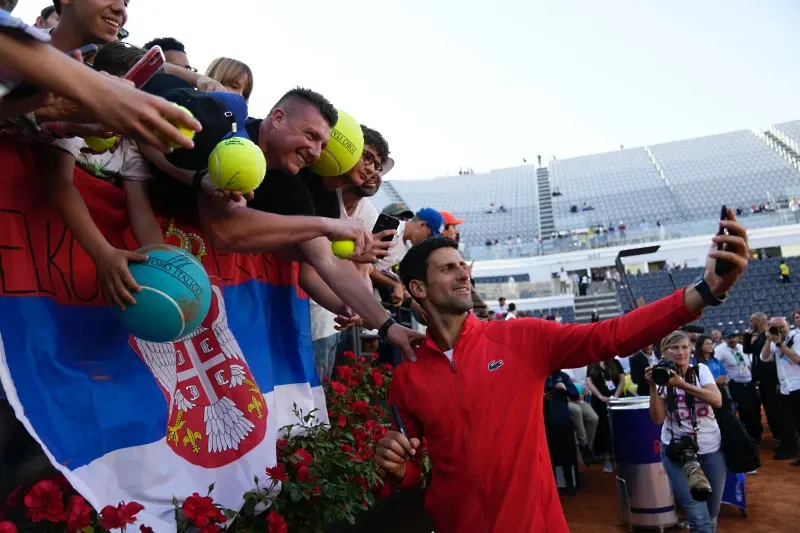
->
[373,214,401,243]
[123,45,165,89]
[714,205,734,277]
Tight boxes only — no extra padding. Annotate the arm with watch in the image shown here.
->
[541,210,750,372]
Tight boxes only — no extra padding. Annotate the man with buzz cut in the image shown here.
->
[144,87,424,360]
[376,209,750,533]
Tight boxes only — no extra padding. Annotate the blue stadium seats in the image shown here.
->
[617,257,800,330]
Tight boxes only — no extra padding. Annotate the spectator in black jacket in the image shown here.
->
[544,371,580,494]
[629,345,657,395]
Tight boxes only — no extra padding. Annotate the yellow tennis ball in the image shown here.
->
[167,104,196,149]
[208,137,267,193]
[310,110,364,177]
[331,240,355,259]
[84,136,117,152]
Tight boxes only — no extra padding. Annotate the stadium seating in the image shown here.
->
[382,121,800,251]
[617,257,800,330]
[389,166,540,245]
[548,148,684,229]
[648,130,798,216]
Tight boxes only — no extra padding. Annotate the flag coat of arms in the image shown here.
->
[0,142,326,531]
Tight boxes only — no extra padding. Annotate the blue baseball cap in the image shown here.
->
[416,207,445,237]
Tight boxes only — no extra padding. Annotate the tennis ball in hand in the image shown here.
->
[167,104,197,149]
[84,136,117,152]
[310,109,364,177]
[208,137,267,193]
[331,240,355,259]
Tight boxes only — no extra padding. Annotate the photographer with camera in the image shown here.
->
[761,317,800,465]
[646,331,725,533]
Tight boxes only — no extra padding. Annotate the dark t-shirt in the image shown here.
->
[244,118,339,219]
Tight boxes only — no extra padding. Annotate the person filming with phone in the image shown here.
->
[646,331,725,533]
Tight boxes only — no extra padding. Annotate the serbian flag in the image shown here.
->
[0,141,325,531]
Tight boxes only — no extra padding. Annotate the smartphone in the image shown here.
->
[124,45,165,89]
[117,28,130,41]
[373,213,401,242]
[3,44,99,100]
[714,205,734,276]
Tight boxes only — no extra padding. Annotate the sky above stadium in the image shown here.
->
[13,0,800,180]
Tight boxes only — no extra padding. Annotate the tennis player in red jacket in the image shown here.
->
[375,211,749,533]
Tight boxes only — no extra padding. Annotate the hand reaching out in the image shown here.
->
[94,247,148,311]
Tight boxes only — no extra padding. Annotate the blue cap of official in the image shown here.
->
[208,91,250,140]
[416,208,445,237]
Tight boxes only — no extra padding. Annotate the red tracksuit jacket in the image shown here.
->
[390,289,699,533]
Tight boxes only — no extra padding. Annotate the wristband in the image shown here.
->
[378,317,396,338]
[692,275,726,307]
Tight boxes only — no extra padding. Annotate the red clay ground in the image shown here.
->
[561,436,800,533]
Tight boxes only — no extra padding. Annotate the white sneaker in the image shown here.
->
[603,460,613,473]
[747,469,758,475]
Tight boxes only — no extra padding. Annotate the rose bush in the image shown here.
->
[1,352,429,533]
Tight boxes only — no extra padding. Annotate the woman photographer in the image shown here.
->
[647,331,725,533]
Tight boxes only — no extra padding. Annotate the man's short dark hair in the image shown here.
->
[398,236,458,294]
[507,303,516,312]
[143,37,186,53]
[274,87,338,128]
[52,0,60,15]
[361,124,389,162]
[41,5,56,18]
[93,42,147,77]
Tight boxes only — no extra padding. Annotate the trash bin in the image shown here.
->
[609,397,677,531]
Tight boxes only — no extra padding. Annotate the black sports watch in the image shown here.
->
[693,275,727,307]
[378,317,396,338]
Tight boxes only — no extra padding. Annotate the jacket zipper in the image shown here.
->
[450,355,491,532]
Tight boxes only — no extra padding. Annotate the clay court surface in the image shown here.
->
[561,435,800,533]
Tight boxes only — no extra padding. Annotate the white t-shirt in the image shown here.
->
[490,304,506,315]
[714,343,751,383]
[770,330,800,395]
[659,364,721,455]
[52,137,153,183]
[559,271,569,282]
[616,355,631,373]
[310,195,378,341]
[505,313,516,321]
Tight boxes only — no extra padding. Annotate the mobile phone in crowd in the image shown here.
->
[714,205,734,277]
[123,45,164,89]
[373,213,401,242]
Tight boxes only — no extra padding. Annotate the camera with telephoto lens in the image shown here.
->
[769,326,781,336]
[651,359,678,387]
[666,436,712,501]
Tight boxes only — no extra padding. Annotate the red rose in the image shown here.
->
[140,526,155,533]
[376,480,393,499]
[266,463,289,482]
[353,476,368,489]
[373,424,388,441]
[354,400,369,417]
[65,495,93,531]
[335,365,354,383]
[6,485,25,508]
[99,501,144,530]
[340,443,354,455]
[0,521,17,533]
[371,405,386,418]
[383,363,393,372]
[371,369,384,387]
[276,438,289,458]
[352,427,368,442]
[330,381,347,396]
[356,441,374,462]
[182,493,225,527]
[337,414,347,428]
[49,473,70,490]
[371,352,379,360]
[267,511,288,533]
[290,448,313,468]
[24,480,64,523]
[343,351,357,361]
[295,465,316,482]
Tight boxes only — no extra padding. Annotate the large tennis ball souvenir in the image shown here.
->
[113,244,212,342]
[208,137,267,193]
[309,110,364,177]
